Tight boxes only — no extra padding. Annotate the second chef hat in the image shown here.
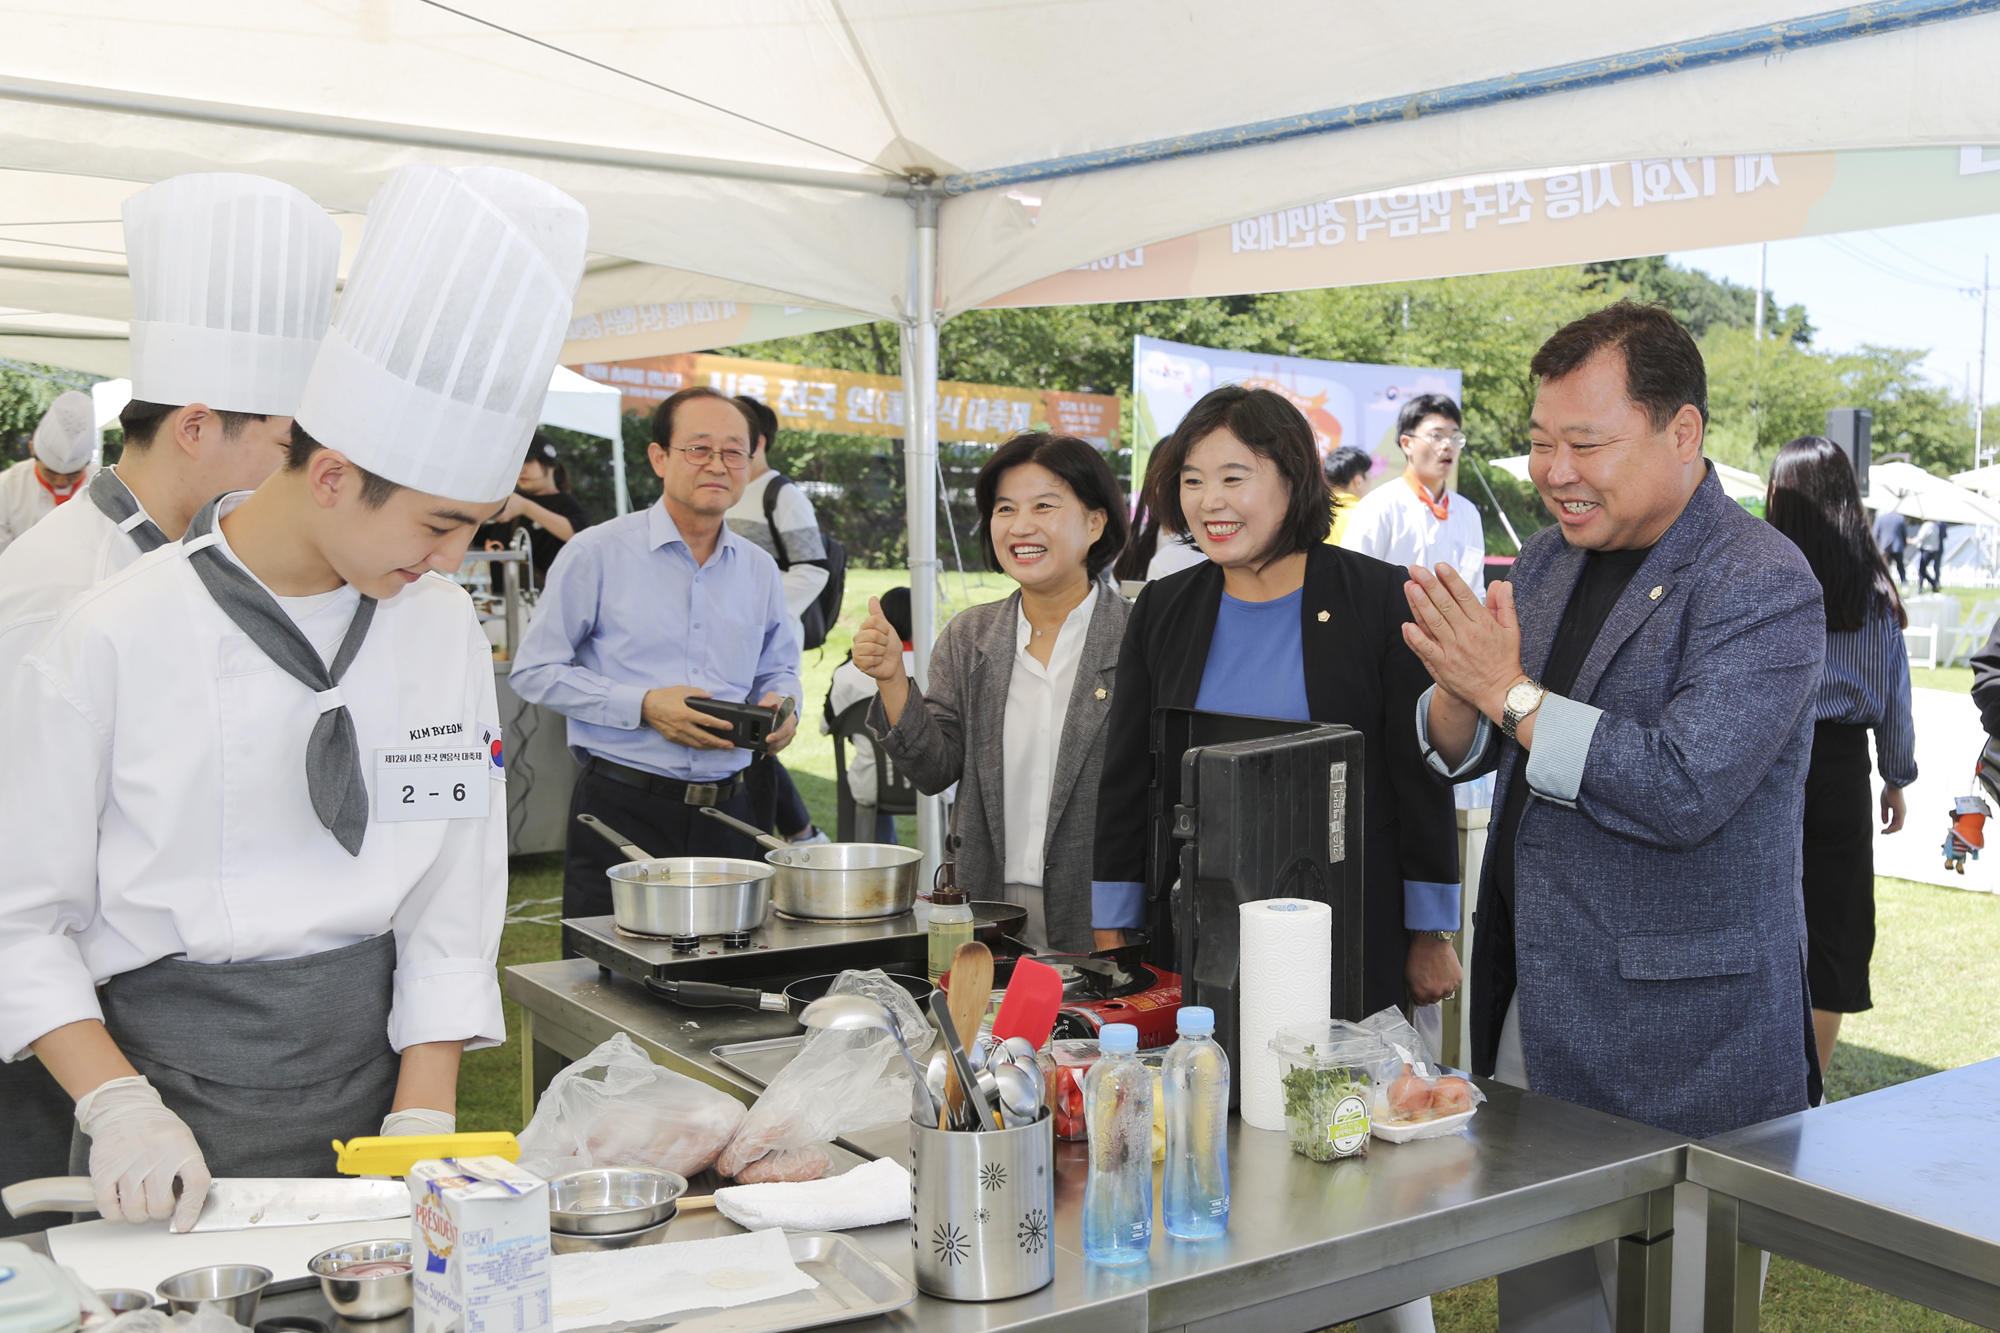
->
[123,174,343,416]
[294,164,588,504]
[31,391,96,473]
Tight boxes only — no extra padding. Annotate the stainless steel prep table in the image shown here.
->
[509,956,1691,1332]
[1691,1056,2000,1331]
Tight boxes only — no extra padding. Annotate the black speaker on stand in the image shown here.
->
[1827,407,1874,497]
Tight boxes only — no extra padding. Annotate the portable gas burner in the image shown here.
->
[613,922,757,953]
[567,912,926,989]
[979,948,1183,1049]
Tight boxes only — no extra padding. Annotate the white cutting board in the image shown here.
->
[47,1217,412,1294]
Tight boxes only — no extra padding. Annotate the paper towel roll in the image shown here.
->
[1238,897,1333,1131]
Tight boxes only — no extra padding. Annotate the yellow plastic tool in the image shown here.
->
[332,1132,521,1176]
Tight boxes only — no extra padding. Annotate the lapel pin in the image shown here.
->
[1648,585,1663,600]
[1095,687,1107,700]
[1316,610,1330,622]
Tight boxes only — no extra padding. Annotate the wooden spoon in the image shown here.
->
[940,940,995,1130]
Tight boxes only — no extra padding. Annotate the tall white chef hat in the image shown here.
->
[293,164,588,504]
[31,391,96,472]
[123,174,342,416]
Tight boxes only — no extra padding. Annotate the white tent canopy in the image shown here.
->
[1865,460,2000,527]
[7,0,1999,871]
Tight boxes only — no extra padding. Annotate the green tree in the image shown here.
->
[0,359,93,465]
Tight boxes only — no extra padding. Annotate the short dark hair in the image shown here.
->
[876,586,913,641]
[1767,435,1905,633]
[1530,300,1708,429]
[1144,385,1330,558]
[974,433,1129,581]
[285,423,404,508]
[1323,445,1373,487]
[652,386,756,447]
[734,395,779,452]
[1396,394,1461,441]
[117,400,273,450]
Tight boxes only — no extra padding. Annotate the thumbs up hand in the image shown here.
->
[852,596,903,682]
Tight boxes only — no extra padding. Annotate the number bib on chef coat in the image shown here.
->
[374,725,501,822]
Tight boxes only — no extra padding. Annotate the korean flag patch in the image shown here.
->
[482,724,505,781]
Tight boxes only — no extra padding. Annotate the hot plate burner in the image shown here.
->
[612,924,756,953]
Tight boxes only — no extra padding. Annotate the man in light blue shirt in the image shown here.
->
[513,387,801,924]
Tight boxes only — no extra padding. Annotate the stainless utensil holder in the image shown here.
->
[909,1108,1054,1301]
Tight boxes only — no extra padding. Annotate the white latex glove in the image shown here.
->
[380,1108,456,1136]
[74,1075,211,1231]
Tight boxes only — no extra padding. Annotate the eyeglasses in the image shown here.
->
[674,443,750,469]
[1408,430,1468,448]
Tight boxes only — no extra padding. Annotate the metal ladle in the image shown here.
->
[797,993,936,1121]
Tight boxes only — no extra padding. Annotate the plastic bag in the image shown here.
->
[102,1309,246,1333]
[517,1031,747,1179]
[716,969,933,1179]
[1353,1006,1486,1137]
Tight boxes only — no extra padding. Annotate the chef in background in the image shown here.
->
[0,394,96,556]
[0,163,587,1229]
[0,174,338,1228]
[1341,394,1485,600]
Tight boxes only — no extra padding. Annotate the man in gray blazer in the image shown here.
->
[1406,302,1823,1329]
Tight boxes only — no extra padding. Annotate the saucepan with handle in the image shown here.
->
[575,814,774,937]
[697,806,920,921]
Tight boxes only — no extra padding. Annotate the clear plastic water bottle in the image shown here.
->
[1162,1006,1230,1239]
[1082,1023,1153,1265]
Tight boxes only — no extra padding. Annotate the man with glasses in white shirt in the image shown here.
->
[1342,394,1487,600]
[513,387,801,928]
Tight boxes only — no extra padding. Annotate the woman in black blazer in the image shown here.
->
[1091,386,1462,1016]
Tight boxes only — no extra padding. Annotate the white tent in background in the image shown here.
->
[1865,460,2000,528]
[539,365,630,514]
[6,1,2000,871]
[1489,456,1767,505]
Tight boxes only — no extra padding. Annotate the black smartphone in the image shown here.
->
[686,696,797,752]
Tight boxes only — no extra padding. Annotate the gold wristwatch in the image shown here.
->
[1501,677,1547,740]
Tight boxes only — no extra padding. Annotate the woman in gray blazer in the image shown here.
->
[856,433,1130,954]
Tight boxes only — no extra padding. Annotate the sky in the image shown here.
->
[1667,213,2000,401]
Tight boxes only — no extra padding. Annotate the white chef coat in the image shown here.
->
[0,493,508,1063]
[1340,474,1487,600]
[999,592,1096,887]
[0,470,155,691]
[0,458,93,559]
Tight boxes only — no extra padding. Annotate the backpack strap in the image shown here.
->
[761,471,792,569]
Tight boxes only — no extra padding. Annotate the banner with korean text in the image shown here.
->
[990,147,2000,309]
[1132,337,1461,494]
[570,353,1120,448]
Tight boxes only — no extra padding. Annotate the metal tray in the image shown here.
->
[711,1035,807,1089]
[575,1230,915,1333]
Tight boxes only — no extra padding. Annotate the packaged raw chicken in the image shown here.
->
[516,1032,746,1179]
[1352,1006,1486,1142]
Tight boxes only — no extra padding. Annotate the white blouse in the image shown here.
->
[999,592,1096,887]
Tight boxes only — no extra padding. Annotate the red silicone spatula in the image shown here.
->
[991,955,1064,1048]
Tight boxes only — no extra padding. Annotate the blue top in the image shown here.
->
[1193,588,1310,720]
[510,502,801,781]
[1817,604,1918,787]
[1872,509,1907,555]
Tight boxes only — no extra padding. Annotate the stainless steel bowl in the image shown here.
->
[765,842,920,921]
[157,1265,272,1325]
[308,1239,414,1321]
[547,1213,678,1254]
[605,857,774,937]
[546,1166,687,1235]
[96,1290,156,1316]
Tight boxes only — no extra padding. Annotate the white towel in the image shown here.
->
[550,1227,814,1331]
[713,1157,911,1232]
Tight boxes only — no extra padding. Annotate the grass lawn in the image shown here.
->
[467,567,2000,1333]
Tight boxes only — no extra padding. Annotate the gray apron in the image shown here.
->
[73,933,398,1179]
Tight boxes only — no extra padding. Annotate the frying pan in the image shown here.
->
[643,968,934,1022]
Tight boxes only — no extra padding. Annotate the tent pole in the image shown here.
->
[903,184,945,885]
[612,431,632,515]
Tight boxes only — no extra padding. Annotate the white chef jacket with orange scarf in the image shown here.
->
[0,495,508,1077]
[1339,469,1487,600]
[0,457,94,558]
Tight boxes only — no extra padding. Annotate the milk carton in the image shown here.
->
[409,1157,551,1333]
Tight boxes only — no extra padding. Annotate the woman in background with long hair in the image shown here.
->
[1766,435,1915,1079]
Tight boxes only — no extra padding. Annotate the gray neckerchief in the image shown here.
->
[88,469,169,554]
[181,496,378,855]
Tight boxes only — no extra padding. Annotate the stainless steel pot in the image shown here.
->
[579,814,775,936]
[697,806,919,920]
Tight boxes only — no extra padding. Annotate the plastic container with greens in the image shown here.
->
[1268,1021,1380,1162]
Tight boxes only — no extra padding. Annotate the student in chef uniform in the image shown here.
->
[0,175,337,682]
[0,162,587,1230]
[0,393,96,557]
[0,175,339,1230]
